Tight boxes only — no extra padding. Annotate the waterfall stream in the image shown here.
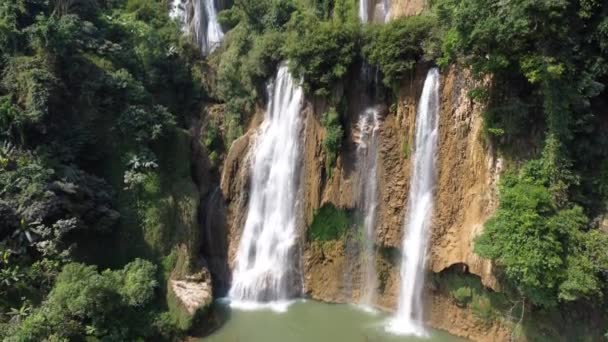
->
[359,0,391,23]
[228,64,304,310]
[356,0,390,310]
[170,0,224,55]
[355,107,381,307]
[359,0,370,22]
[389,68,440,336]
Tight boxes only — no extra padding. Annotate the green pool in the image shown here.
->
[200,300,466,342]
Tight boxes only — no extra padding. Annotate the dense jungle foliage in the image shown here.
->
[0,0,204,340]
[1,0,608,340]
[436,0,608,309]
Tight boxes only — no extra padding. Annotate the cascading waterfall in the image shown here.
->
[355,0,389,306]
[201,0,224,54]
[359,0,370,22]
[359,0,391,23]
[170,0,224,55]
[228,64,304,310]
[355,107,381,307]
[388,68,440,336]
[170,0,185,22]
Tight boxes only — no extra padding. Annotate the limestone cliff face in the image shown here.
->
[430,68,501,290]
[363,0,425,22]
[301,66,502,313]
[216,66,505,340]
[300,69,421,307]
[389,0,426,18]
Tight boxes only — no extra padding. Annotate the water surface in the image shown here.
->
[202,300,466,342]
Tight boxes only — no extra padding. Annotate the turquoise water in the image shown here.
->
[201,300,466,342]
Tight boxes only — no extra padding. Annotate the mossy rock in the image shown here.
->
[308,203,351,241]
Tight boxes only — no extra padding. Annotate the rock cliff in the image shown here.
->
[215,64,509,340]
[389,0,426,18]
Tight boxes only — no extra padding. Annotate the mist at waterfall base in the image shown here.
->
[388,68,441,336]
[227,64,304,311]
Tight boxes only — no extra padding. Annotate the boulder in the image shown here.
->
[167,271,213,331]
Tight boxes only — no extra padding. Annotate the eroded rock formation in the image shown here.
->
[431,67,501,290]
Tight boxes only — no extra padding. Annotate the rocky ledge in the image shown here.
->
[168,271,213,330]
[170,279,212,315]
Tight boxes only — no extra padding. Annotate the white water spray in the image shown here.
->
[228,64,304,310]
[170,0,224,55]
[388,68,440,336]
[355,107,381,307]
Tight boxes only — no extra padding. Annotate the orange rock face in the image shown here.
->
[218,66,508,341]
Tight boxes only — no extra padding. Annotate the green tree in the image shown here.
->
[475,163,605,307]
[7,259,161,341]
[284,13,357,96]
[320,107,343,172]
[362,15,436,88]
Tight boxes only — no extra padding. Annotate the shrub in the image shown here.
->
[213,26,285,145]
[362,15,436,88]
[474,160,605,307]
[117,105,176,143]
[2,56,57,127]
[0,0,202,339]
[7,260,163,341]
[308,203,350,241]
[218,0,296,33]
[471,296,495,325]
[203,121,220,150]
[451,286,473,305]
[321,107,344,172]
[284,15,357,96]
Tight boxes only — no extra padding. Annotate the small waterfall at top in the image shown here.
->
[354,107,381,308]
[170,0,224,55]
[388,68,440,336]
[359,0,391,23]
[228,64,304,310]
[359,0,370,22]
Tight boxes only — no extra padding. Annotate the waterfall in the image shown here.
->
[388,68,440,336]
[355,107,381,307]
[170,0,185,22]
[382,0,391,22]
[202,0,224,54]
[228,64,304,310]
[170,0,224,55]
[359,0,391,23]
[359,0,370,23]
